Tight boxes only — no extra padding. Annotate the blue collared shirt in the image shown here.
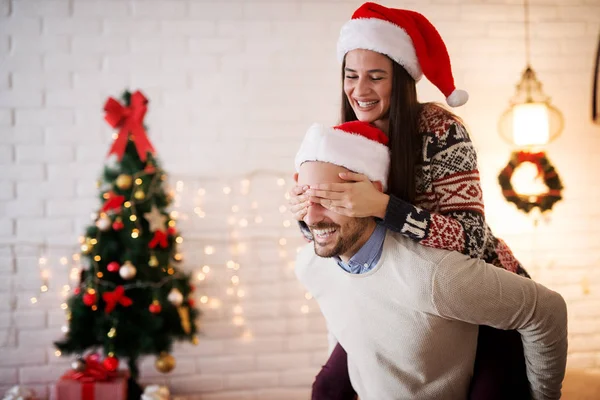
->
[335,223,386,274]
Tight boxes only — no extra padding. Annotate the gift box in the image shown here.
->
[55,355,128,400]
[56,370,127,400]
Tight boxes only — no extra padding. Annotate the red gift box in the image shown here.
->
[55,356,128,400]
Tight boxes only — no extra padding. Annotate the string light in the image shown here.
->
[15,172,316,340]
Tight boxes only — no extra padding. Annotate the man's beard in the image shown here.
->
[311,218,369,258]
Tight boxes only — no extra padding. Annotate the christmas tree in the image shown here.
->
[55,90,200,384]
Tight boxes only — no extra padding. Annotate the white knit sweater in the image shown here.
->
[295,231,567,400]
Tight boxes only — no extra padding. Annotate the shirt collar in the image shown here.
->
[336,223,386,274]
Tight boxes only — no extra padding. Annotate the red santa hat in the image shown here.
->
[337,2,468,107]
[295,121,390,190]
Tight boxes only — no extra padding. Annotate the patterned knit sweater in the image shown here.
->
[300,104,528,277]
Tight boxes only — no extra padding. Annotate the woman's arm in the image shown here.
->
[383,121,487,258]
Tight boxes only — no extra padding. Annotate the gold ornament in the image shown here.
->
[155,352,176,374]
[149,255,159,267]
[191,336,199,345]
[134,190,145,200]
[81,237,94,254]
[177,306,192,334]
[95,214,111,231]
[119,261,137,280]
[116,174,133,190]
[144,205,168,232]
[107,327,117,338]
[71,358,86,372]
[167,288,183,306]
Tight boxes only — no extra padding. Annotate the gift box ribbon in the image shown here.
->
[62,356,117,400]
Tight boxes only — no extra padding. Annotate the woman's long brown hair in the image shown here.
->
[341,57,422,204]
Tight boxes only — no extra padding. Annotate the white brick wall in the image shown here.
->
[1,0,600,398]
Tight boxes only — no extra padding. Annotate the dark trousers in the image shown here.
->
[312,326,530,400]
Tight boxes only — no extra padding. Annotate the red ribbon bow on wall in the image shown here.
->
[516,151,545,177]
[102,285,133,314]
[104,90,156,162]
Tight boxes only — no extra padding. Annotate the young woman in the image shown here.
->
[289,3,531,399]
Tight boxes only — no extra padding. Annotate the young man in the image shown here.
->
[294,121,568,400]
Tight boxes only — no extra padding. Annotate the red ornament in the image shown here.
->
[112,219,124,231]
[83,292,97,306]
[107,261,120,272]
[149,301,162,314]
[102,356,119,372]
[104,91,155,162]
[73,287,81,295]
[144,163,156,174]
[188,298,195,307]
[167,226,177,236]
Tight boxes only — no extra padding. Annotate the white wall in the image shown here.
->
[1,0,599,398]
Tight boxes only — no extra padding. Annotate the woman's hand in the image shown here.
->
[287,184,310,221]
[306,172,389,219]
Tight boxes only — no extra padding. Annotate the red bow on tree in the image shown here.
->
[101,191,125,212]
[149,231,168,249]
[102,286,133,314]
[104,90,156,162]
[516,151,545,177]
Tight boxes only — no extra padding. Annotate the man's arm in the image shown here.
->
[430,251,568,400]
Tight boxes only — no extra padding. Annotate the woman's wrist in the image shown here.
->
[375,193,390,219]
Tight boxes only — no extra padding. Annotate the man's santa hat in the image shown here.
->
[337,2,468,107]
[295,121,390,190]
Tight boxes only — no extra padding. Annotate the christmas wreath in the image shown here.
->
[498,150,563,214]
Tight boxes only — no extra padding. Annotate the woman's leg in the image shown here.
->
[469,326,531,400]
[312,343,357,400]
